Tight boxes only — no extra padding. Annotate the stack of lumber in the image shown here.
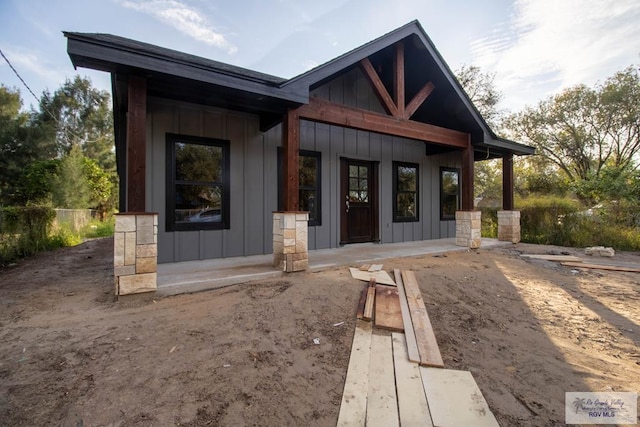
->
[340,267,500,426]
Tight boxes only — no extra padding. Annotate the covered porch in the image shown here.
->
[156,237,510,296]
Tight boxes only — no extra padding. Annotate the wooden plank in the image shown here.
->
[356,283,368,320]
[363,279,376,321]
[394,269,420,363]
[366,331,399,427]
[349,268,396,286]
[521,254,583,262]
[420,367,499,427]
[374,285,404,332]
[360,57,398,117]
[359,264,371,271]
[368,264,384,272]
[394,42,405,118]
[402,270,444,368]
[392,333,433,427]
[404,81,435,119]
[561,261,640,273]
[296,97,469,148]
[337,320,373,427]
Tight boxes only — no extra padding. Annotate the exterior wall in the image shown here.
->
[147,97,278,263]
[149,64,463,263]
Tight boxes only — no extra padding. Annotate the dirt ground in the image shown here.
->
[0,237,639,426]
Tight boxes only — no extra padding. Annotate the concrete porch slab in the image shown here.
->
[157,238,508,296]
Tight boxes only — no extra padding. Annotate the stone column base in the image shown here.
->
[498,210,521,243]
[273,211,309,272]
[114,213,158,295]
[455,210,482,249]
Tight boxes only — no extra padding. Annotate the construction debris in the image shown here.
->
[520,254,583,262]
[585,246,615,257]
[349,267,396,286]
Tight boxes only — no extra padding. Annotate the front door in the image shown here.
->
[340,158,379,244]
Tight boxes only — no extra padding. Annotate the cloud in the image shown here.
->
[469,0,640,110]
[1,47,66,89]
[117,0,237,54]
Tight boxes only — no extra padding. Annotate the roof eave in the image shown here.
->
[64,32,308,104]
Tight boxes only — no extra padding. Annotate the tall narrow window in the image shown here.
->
[166,133,230,231]
[278,149,321,226]
[440,167,460,220]
[393,162,419,222]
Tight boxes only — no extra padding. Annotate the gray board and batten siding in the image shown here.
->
[148,66,460,264]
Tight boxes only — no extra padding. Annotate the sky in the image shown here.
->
[1,0,639,113]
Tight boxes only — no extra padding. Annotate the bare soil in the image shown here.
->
[0,237,639,426]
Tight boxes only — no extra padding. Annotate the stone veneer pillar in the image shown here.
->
[455,210,482,249]
[114,213,158,295]
[273,212,309,272]
[498,210,521,243]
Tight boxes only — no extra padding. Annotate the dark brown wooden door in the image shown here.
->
[340,158,379,244]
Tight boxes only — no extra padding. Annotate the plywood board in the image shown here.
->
[420,367,499,427]
[394,269,420,363]
[349,268,396,286]
[367,331,399,427]
[401,270,444,368]
[368,264,384,272]
[374,285,403,332]
[521,254,583,262]
[561,261,640,273]
[392,333,433,427]
[337,320,373,427]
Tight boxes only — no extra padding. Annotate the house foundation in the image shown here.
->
[273,212,309,272]
[455,210,482,249]
[498,210,521,243]
[114,213,158,295]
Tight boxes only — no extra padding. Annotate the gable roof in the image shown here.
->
[64,21,533,157]
[283,20,533,157]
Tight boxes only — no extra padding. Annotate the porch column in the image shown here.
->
[126,75,147,212]
[498,153,521,243]
[114,76,157,295]
[273,108,309,272]
[455,139,481,248]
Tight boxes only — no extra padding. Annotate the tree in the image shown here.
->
[0,86,57,205]
[504,65,640,204]
[39,76,115,172]
[456,64,504,128]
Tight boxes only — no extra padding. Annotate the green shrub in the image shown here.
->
[48,223,83,248]
[480,207,498,238]
[0,206,56,265]
[80,217,115,238]
[518,196,581,245]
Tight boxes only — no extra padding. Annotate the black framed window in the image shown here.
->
[440,167,460,220]
[393,162,419,222]
[166,133,230,231]
[278,149,321,226]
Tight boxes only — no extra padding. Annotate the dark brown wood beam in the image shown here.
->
[297,97,469,148]
[282,108,300,211]
[126,75,147,212]
[359,58,398,117]
[404,81,435,119]
[503,153,514,210]
[394,42,405,118]
[461,138,474,211]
